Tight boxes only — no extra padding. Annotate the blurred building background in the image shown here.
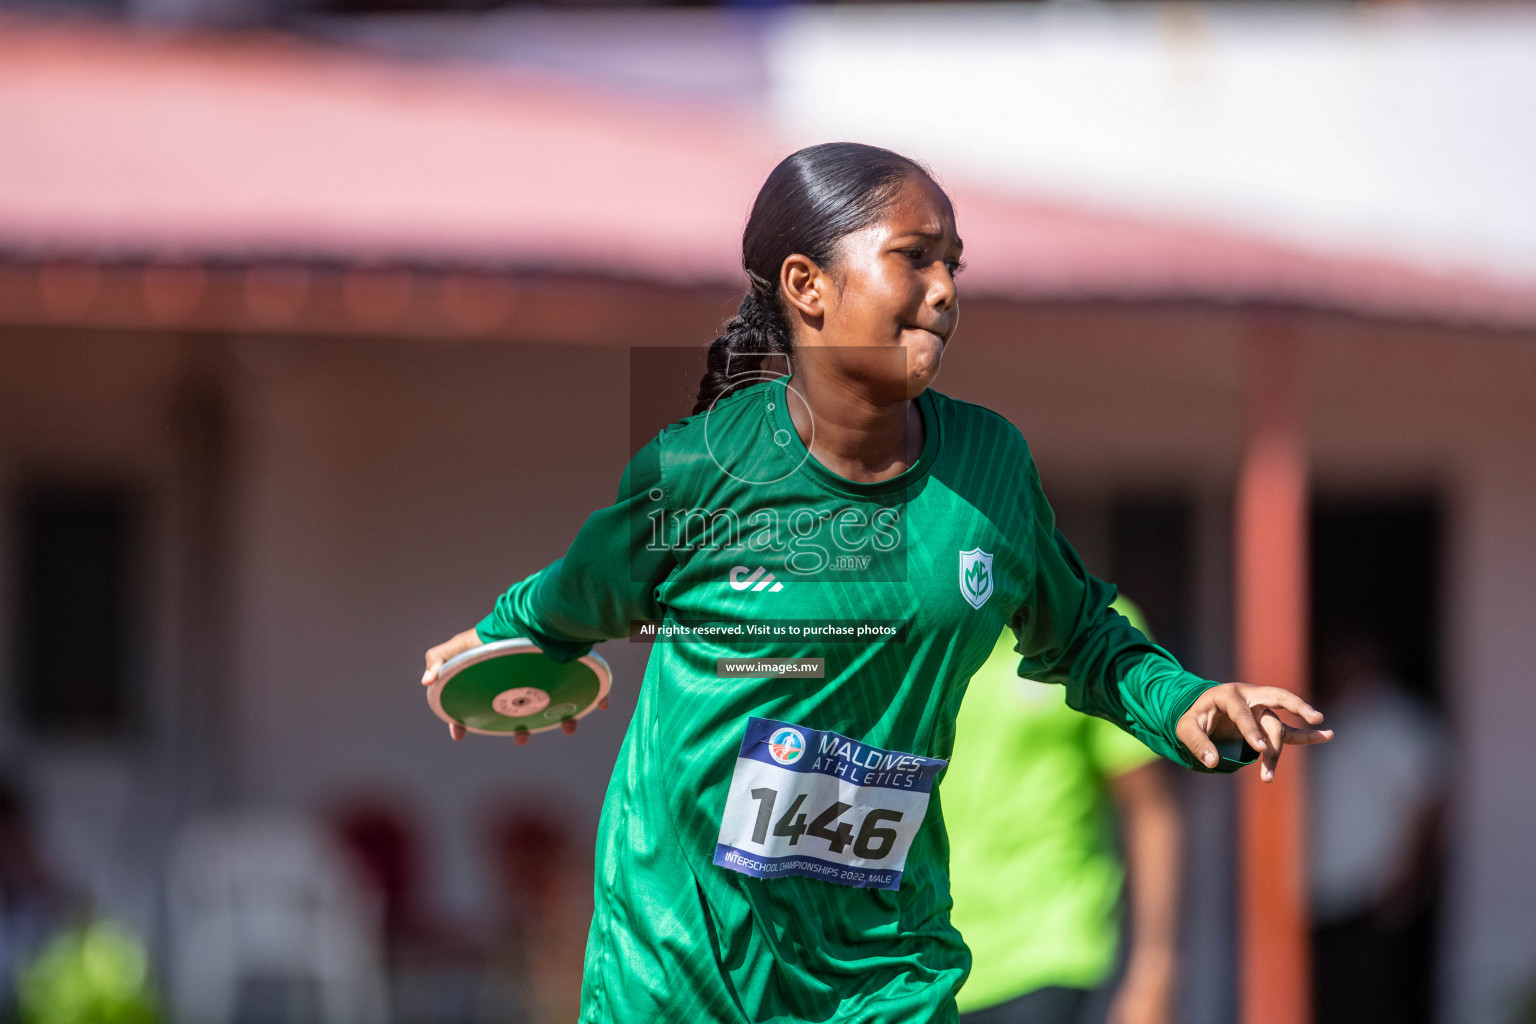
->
[1,3,1534,1023]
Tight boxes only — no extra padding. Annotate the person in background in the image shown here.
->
[1308,632,1449,1024]
[946,598,1181,1024]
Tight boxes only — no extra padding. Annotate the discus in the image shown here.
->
[426,638,611,737]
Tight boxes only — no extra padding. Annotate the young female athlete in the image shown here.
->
[421,142,1332,1024]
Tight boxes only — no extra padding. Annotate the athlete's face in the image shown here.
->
[781,175,963,402]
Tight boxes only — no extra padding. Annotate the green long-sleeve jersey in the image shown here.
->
[477,376,1248,1024]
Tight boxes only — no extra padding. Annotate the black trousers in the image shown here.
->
[958,987,1091,1024]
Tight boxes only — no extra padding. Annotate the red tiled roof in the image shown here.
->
[2,18,1533,329]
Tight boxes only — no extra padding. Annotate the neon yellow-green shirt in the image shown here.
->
[945,602,1159,1013]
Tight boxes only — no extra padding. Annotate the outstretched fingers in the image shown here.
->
[1283,724,1335,746]
[1178,683,1334,778]
[1245,686,1325,725]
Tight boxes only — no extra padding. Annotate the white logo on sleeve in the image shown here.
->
[730,565,784,593]
[958,548,994,609]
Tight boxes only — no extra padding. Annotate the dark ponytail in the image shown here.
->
[692,142,931,415]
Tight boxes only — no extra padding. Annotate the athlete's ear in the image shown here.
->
[780,254,827,320]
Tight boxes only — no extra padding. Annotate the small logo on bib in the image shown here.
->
[959,548,994,610]
[767,727,806,765]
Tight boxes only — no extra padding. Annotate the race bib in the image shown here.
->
[712,717,947,891]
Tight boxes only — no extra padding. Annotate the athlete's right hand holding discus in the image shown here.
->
[420,628,610,743]
[1176,683,1332,783]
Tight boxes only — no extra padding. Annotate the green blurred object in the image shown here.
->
[17,921,163,1024]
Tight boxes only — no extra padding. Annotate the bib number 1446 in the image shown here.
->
[713,718,946,890]
[746,788,903,860]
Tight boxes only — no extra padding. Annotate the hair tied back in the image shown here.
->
[691,142,934,416]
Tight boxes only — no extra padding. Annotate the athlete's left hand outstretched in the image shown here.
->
[420,627,608,743]
[1175,684,1332,782]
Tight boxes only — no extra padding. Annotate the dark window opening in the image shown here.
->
[14,486,140,737]
[1109,493,1195,660]
[1310,496,1441,708]
[1308,494,1444,1024]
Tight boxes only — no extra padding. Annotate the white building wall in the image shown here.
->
[768,3,1536,281]
[1447,409,1536,1023]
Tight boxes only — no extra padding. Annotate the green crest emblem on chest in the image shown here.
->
[958,548,995,610]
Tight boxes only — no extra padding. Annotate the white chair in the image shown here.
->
[167,810,389,1024]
